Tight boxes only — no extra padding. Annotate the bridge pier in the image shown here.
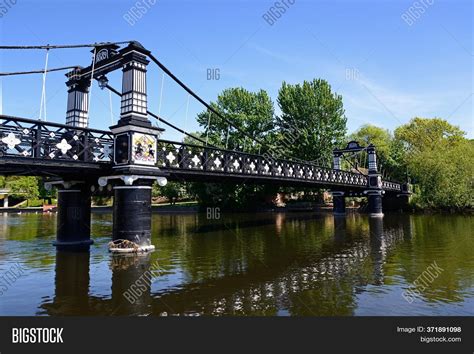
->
[112,179,154,252]
[331,191,346,216]
[99,175,167,253]
[365,145,384,217]
[51,182,93,251]
[382,183,412,212]
[366,190,384,217]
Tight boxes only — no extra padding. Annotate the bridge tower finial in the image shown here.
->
[65,70,90,127]
[116,42,151,127]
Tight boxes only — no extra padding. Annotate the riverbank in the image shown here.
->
[1,204,471,215]
[0,203,342,214]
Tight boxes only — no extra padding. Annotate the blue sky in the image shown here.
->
[0,0,472,142]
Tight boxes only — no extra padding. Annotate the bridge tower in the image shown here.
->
[331,151,346,216]
[364,144,384,217]
[97,42,167,253]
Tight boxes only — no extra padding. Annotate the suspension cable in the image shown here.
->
[0,41,132,50]
[39,49,49,121]
[147,52,267,148]
[184,94,190,131]
[109,90,114,124]
[158,72,164,116]
[103,82,217,148]
[225,124,230,149]
[0,66,80,76]
[205,110,211,146]
[87,47,97,122]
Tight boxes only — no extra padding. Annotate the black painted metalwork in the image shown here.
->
[53,186,93,251]
[112,183,152,247]
[0,115,403,193]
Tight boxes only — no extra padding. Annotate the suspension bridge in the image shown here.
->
[0,41,411,252]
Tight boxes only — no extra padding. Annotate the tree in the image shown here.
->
[196,87,275,152]
[153,181,187,205]
[193,87,278,208]
[394,118,473,210]
[277,79,347,164]
[4,176,39,206]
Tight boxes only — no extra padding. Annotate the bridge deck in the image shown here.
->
[0,115,401,193]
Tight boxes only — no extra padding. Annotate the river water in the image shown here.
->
[0,211,472,316]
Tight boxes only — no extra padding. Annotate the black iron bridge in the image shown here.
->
[0,115,402,192]
[0,41,410,253]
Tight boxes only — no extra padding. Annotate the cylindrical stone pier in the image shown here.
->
[53,186,93,251]
[112,181,155,252]
[367,191,384,217]
[332,192,346,216]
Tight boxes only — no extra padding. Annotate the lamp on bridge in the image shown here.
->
[97,75,109,90]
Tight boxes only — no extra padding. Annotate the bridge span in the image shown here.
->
[0,41,410,253]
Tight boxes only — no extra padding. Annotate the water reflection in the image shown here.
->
[41,251,90,316]
[110,254,152,316]
[1,212,472,316]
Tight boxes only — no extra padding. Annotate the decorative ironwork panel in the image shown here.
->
[0,116,113,163]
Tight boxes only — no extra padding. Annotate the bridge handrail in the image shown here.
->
[0,116,402,189]
[157,138,343,174]
[0,115,113,135]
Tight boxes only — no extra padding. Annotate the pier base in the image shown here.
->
[332,192,346,216]
[53,185,93,251]
[111,181,155,253]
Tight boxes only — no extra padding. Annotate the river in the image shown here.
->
[0,211,472,316]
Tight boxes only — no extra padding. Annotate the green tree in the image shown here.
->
[153,181,187,205]
[4,176,39,206]
[193,87,278,208]
[196,87,275,152]
[277,79,347,163]
[395,118,473,210]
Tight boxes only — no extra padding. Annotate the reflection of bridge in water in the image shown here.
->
[39,214,414,316]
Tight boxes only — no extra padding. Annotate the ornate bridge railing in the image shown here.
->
[0,116,402,192]
[0,115,113,163]
[156,140,370,188]
[382,180,403,192]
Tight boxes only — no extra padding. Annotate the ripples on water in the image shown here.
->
[0,211,472,316]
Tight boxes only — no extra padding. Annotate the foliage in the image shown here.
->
[196,87,275,153]
[4,176,39,201]
[187,182,277,210]
[394,118,473,210]
[277,79,347,163]
[153,181,188,205]
[192,87,278,207]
